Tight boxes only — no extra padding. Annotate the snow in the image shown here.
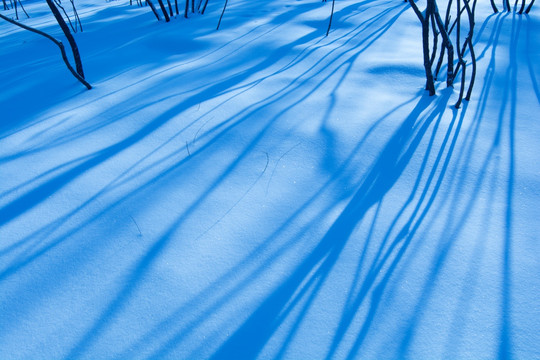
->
[1,0,539,359]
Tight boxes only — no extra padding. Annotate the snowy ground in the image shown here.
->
[1,0,539,358]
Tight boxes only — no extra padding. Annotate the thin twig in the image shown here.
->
[326,0,336,36]
[0,13,91,89]
[216,0,227,30]
[129,215,143,237]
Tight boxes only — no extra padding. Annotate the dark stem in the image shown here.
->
[490,0,499,12]
[156,0,170,21]
[464,0,476,100]
[216,0,228,30]
[54,0,76,33]
[17,0,29,18]
[430,12,439,66]
[525,0,535,13]
[0,13,91,89]
[409,0,436,95]
[433,3,455,87]
[70,0,83,32]
[201,0,209,13]
[146,0,161,20]
[46,0,85,78]
[455,59,466,108]
[326,0,336,36]
[518,0,526,13]
[167,0,173,17]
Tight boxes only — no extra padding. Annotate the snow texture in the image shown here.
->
[1,0,539,359]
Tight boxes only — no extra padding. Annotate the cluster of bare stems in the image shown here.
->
[1,0,536,92]
[408,0,477,108]
[0,0,90,88]
[141,0,210,22]
[408,0,534,107]
[141,0,231,30]
[2,0,27,20]
[53,0,83,32]
[490,0,535,14]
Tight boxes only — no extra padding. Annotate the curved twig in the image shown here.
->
[0,13,92,89]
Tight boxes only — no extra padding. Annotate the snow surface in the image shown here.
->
[1,0,539,359]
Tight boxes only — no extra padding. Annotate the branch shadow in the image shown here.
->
[207,91,451,360]
[397,10,531,358]
[5,1,524,359]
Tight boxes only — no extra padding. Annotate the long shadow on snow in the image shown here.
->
[0,2,417,358]
[209,91,451,360]
[108,97,420,360]
[397,11,528,358]
[0,0,405,276]
[51,7,534,360]
[61,7,410,359]
[0,0,314,138]
[0,0,399,161]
